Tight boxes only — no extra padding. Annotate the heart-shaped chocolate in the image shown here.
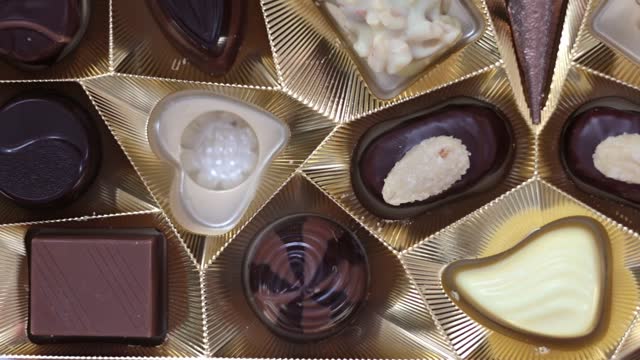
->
[147,91,290,235]
[0,0,90,69]
[147,0,245,75]
[0,93,100,208]
[351,100,514,220]
[562,100,640,208]
[442,216,611,342]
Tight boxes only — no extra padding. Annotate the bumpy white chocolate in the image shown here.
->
[332,0,462,76]
[181,112,259,191]
[382,136,470,206]
[593,133,640,185]
[453,223,604,339]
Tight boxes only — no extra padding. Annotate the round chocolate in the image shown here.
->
[147,0,245,75]
[352,102,515,220]
[0,93,100,208]
[0,0,90,69]
[244,214,369,342]
[562,106,640,207]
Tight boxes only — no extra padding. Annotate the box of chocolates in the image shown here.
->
[0,0,640,359]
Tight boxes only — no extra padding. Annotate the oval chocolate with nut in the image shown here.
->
[351,101,514,220]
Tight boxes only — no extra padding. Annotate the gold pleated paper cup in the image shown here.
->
[567,0,640,94]
[402,179,640,360]
[0,81,156,226]
[112,0,278,88]
[0,211,206,358]
[81,74,336,267]
[539,66,640,236]
[0,0,109,81]
[262,0,519,122]
[203,174,454,358]
[302,67,535,251]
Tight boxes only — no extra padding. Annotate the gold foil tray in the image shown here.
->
[0,211,206,358]
[203,174,455,358]
[303,67,535,251]
[402,179,640,359]
[112,0,278,87]
[0,81,156,225]
[81,75,336,267]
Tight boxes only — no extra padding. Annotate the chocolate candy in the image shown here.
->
[244,214,369,342]
[352,102,514,220]
[508,0,567,123]
[147,0,245,75]
[562,106,640,207]
[27,228,167,345]
[0,0,90,69]
[0,94,100,208]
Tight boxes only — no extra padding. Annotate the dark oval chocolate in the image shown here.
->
[147,0,245,75]
[0,94,100,208]
[352,103,514,220]
[562,106,640,207]
[0,0,90,69]
[243,214,369,342]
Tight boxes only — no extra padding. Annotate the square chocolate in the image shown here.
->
[27,228,167,345]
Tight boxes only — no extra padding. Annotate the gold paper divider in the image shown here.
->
[0,81,156,226]
[81,74,336,267]
[0,211,206,358]
[402,179,640,359]
[539,66,640,235]
[567,0,640,95]
[203,174,454,358]
[262,0,517,122]
[112,0,278,87]
[302,67,535,251]
[0,0,109,81]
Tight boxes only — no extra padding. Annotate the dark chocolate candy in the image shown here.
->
[508,0,567,123]
[244,214,369,342]
[0,94,100,208]
[27,228,167,345]
[352,102,514,220]
[562,106,640,207]
[147,0,245,75]
[0,0,90,69]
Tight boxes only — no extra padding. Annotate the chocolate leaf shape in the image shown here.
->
[164,0,225,53]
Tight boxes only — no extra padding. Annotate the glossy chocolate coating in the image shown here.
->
[147,0,245,75]
[352,103,514,220]
[562,107,640,206]
[244,214,369,342]
[27,228,168,345]
[508,0,567,123]
[0,94,100,208]
[0,0,90,69]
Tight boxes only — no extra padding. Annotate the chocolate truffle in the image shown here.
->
[562,106,640,207]
[0,0,90,69]
[27,228,167,345]
[147,0,245,75]
[244,214,369,342]
[0,94,100,208]
[442,216,610,343]
[352,102,514,220]
[508,0,567,123]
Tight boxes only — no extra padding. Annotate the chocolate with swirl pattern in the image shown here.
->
[244,214,369,342]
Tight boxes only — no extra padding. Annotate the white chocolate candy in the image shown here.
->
[592,0,640,64]
[445,218,607,340]
[148,91,290,235]
[382,136,470,206]
[593,133,640,185]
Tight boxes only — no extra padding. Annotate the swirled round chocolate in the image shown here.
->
[562,106,640,207]
[0,0,90,69]
[147,0,245,75]
[244,214,369,342]
[352,102,514,220]
[0,94,100,208]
